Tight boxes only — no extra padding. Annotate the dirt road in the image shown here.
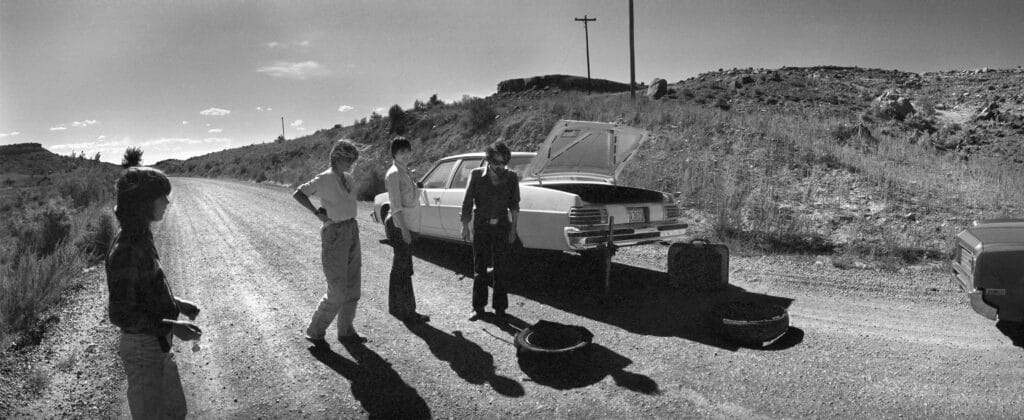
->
[112,178,1024,417]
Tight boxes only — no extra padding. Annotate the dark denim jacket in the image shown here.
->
[105,230,179,343]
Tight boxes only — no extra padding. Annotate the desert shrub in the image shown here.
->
[77,213,115,261]
[122,147,143,167]
[713,96,731,111]
[463,98,497,134]
[0,239,85,345]
[354,164,386,201]
[428,94,443,107]
[17,205,74,257]
[388,104,406,134]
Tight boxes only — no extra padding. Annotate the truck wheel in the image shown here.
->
[714,300,790,346]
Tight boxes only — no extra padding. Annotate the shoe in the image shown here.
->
[401,313,430,324]
[470,308,485,320]
[304,333,329,347]
[338,333,368,344]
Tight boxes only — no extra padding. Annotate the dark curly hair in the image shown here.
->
[114,166,171,239]
[484,140,511,164]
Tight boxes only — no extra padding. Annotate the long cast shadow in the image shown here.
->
[479,314,660,393]
[405,322,525,397]
[308,342,431,419]
[412,239,801,351]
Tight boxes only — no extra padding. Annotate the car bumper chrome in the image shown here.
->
[563,223,688,250]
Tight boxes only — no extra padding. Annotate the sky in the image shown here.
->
[2,0,1023,164]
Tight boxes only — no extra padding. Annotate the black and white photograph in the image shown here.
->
[2,0,1024,418]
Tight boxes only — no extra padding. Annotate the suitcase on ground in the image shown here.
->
[667,239,729,290]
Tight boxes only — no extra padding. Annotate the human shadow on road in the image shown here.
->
[478,314,659,393]
[996,321,1024,348]
[405,322,525,397]
[411,239,799,352]
[308,343,431,419]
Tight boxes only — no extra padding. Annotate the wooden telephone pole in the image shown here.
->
[280,117,285,139]
[574,15,597,82]
[629,0,636,99]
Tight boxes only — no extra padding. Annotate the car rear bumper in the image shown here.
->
[563,222,688,250]
[952,267,999,320]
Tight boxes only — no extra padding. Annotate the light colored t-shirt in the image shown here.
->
[298,169,358,222]
[386,163,420,227]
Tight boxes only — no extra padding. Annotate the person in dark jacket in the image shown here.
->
[461,140,520,317]
[105,164,201,419]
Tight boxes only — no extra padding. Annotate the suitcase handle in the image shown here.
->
[690,238,711,245]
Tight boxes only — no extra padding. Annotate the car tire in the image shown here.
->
[713,300,790,346]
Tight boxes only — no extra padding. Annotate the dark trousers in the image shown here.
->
[472,220,511,312]
[385,215,416,317]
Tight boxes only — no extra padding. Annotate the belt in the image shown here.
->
[325,218,356,226]
[476,217,507,226]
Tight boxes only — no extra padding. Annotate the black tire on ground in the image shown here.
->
[714,301,790,346]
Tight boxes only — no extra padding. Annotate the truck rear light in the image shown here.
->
[569,207,607,225]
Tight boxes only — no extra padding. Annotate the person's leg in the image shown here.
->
[119,333,169,418]
[491,224,512,312]
[307,224,346,339]
[161,343,188,419]
[386,216,415,317]
[336,221,362,337]
[471,223,493,312]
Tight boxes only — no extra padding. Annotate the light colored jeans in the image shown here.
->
[307,219,362,339]
[118,332,187,419]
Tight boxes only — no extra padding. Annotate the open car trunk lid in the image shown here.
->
[523,120,651,185]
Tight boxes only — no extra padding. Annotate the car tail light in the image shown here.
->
[663,204,682,219]
[569,207,607,225]
[959,246,975,274]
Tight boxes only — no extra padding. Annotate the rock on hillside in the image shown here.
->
[497,74,630,94]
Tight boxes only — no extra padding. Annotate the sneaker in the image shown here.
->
[470,308,485,320]
[304,333,329,347]
[401,313,431,324]
[338,333,368,344]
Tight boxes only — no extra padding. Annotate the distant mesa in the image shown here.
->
[497,74,631,94]
[0,142,45,156]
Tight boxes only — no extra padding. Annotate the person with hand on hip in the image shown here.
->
[461,140,520,318]
[384,137,430,324]
[293,139,366,344]
[106,162,201,419]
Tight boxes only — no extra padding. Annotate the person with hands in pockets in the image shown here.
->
[384,136,430,324]
[293,139,367,344]
[105,163,201,420]
[461,140,520,318]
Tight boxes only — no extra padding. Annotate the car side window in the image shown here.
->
[508,156,530,179]
[420,160,457,189]
[450,158,483,189]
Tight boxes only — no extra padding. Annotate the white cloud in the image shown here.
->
[202,137,232,144]
[200,108,231,116]
[256,61,329,80]
[71,120,99,127]
[298,40,310,47]
[290,120,303,127]
[267,40,309,49]
[297,127,306,131]
[267,41,281,48]
[208,128,223,133]
[97,135,106,140]
[373,107,386,114]
[256,106,274,112]
[338,105,354,113]
[0,131,20,137]
[50,126,67,131]
[182,121,189,125]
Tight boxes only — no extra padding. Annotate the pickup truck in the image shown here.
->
[951,219,1024,322]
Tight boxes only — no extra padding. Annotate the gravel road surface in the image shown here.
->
[8,177,1024,418]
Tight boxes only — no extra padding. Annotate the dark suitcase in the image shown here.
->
[667,239,729,290]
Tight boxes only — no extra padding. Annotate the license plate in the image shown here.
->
[627,207,646,223]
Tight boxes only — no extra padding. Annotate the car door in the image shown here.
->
[440,157,484,237]
[416,159,457,238]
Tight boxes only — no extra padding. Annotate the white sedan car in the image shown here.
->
[371,120,688,253]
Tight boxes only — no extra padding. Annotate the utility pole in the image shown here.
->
[574,15,597,82]
[628,0,636,99]
[280,117,285,139]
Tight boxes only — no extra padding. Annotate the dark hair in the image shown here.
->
[390,136,412,158]
[485,140,511,163]
[114,166,171,239]
[330,139,359,173]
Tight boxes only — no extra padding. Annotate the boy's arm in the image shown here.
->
[293,190,329,222]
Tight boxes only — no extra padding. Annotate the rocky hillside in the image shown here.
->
[154,66,1024,268]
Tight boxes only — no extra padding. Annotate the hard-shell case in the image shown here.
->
[667,239,729,290]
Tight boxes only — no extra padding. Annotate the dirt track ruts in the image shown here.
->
[116,177,1024,418]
